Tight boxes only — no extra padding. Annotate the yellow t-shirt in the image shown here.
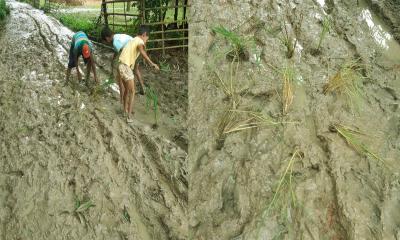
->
[119,36,145,69]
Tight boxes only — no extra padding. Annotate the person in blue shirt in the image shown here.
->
[66,31,98,86]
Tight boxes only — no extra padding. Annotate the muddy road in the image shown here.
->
[189,0,400,239]
[0,1,187,239]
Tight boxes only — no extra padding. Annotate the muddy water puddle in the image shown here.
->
[358,0,400,63]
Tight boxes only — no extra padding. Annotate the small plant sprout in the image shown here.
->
[281,66,296,115]
[212,25,253,60]
[73,198,95,225]
[123,205,131,223]
[323,59,364,109]
[159,59,172,73]
[258,149,304,239]
[279,21,297,59]
[212,59,241,109]
[317,16,331,51]
[145,86,159,127]
[331,124,386,166]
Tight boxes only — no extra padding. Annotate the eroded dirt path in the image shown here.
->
[0,1,187,239]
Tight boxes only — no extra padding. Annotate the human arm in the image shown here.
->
[138,45,160,71]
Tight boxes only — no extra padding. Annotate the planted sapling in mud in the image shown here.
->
[258,150,304,239]
[323,59,364,110]
[145,85,159,128]
[317,16,332,51]
[279,22,297,59]
[331,124,387,166]
[281,66,296,115]
[212,26,253,61]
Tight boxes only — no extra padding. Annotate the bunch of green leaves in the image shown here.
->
[0,0,10,21]
[332,124,386,166]
[160,59,172,73]
[73,198,95,224]
[212,25,254,60]
[258,150,303,239]
[317,16,331,50]
[323,59,364,110]
[145,86,159,126]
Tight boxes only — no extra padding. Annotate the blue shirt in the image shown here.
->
[113,34,133,53]
[72,31,93,56]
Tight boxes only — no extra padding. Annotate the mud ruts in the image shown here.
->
[0,1,187,239]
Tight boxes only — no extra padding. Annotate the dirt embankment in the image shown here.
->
[189,0,400,239]
[0,1,187,239]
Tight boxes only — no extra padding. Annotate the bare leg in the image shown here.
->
[123,79,135,122]
[134,64,145,94]
[85,64,91,87]
[117,72,125,105]
[65,68,71,85]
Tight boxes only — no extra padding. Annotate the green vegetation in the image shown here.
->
[74,198,95,224]
[212,26,253,60]
[0,0,10,21]
[332,124,386,166]
[317,16,331,50]
[281,66,295,115]
[279,22,297,59]
[323,59,364,109]
[258,150,303,239]
[145,86,159,127]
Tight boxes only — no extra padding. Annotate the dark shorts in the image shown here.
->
[68,43,89,69]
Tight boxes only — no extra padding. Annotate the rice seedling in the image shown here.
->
[122,205,131,223]
[73,198,95,225]
[331,124,386,166]
[211,58,241,109]
[317,16,332,50]
[222,110,282,134]
[279,22,297,59]
[212,25,253,60]
[281,66,296,115]
[145,86,159,127]
[160,59,172,73]
[257,150,303,239]
[323,59,364,109]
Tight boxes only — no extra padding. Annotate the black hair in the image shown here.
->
[138,25,150,36]
[101,26,113,41]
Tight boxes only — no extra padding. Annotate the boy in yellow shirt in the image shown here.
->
[118,25,159,123]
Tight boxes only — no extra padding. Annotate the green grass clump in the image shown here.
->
[332,124,386,166]
[317,16,331,50]
[145,86,159,127]
[279,22,297,59]
[0,0,10,21]
[323,59,364,109]
[212,25,253,60]
[55,13,102,38]
[159,59,172,73]
[73,198,95,224]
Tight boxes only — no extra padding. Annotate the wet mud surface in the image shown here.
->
[0,1,187,239]
[189,0,400,239]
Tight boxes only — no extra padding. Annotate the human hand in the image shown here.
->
[153,64,160,71]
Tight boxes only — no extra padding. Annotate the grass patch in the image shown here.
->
[74,198,95,224]
[323,59,364,109]
[331,124,386,166]
[53,12,103,38]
